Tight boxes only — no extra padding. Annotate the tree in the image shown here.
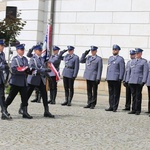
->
[0,11,26,46]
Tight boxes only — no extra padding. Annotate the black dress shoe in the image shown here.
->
[18,108,23,115]
[23,114,33,119]
[128,111,136,114]
[44,112,55,118]
[122,108,130,111]
[145,111,150,114]
[105,108,113,111]
[48,100,52,104]
[135,112,140,115]
[51,102,56,105]
[90,106,95,109]
[49,101,56,105]
[1,111,12,120]
[113,109,117,112]
[67,103,71,106]
[84,105,91,108]
[61,101,68,106]
[31,99,38,103]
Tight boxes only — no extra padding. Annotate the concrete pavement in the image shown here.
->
[0,92,150,150]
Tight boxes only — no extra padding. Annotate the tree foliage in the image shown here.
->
[0,11,26,46]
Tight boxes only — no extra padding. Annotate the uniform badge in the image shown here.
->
[65,61,68,64]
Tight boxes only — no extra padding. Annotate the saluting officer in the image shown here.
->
[61,46,79,106]
[80,46,103,109]
[123,50,136,111]
[48,46,67,104]
[105,44,125,112]
[27,45,55,118]
[146,61,150,114]
[0,39,12,120]
[128,48,148,115]
[5,44,33,119]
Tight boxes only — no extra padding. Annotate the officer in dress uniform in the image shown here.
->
[48,46,67,104]
[27,45,55,118]
[5,44,33,119]
[128,48,148,115]
[146,61,150,114]
[123,50,136,111]
[105,44,125,112]
[26,46,41,103]
[0,39,12,120]
[80,46,103,109]
[61,46,79,106]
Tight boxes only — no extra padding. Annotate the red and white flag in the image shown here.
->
[42,24,60,81]
[48,62,61,82]
[42,24,52,60]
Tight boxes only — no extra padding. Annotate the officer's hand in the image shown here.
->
[85,50,90,55]
[96,80,100,85]
[25,68,31,74]
[72,77,76,80]
[60,49,67,55]
[29,48,33,53]
[5,65,9,70]
[118,79,122,82]
[123,82,128,87]
[140,82,145,87]
[45,68,51,72]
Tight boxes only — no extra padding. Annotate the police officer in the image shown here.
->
[27,45,55,118]
[5,44,33,119]
[26,46,41,103]
[146,61,150,114]
[0,39,12,120]
[48,46,67,104]
[105,44,125,112]
[128,48,148,115]
[61,46,79,106]
[123,50,136,111]
[80,46,103,109]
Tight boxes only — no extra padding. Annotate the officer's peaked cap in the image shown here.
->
[135,48,143,53]
[53,46,60,51]
[33,45,42,51]
[16,44,25,50]
[113,44,121,50]
[130,50,136,55]
[67,46,75,51]
[0,39,5,45]
[90,46,98,51]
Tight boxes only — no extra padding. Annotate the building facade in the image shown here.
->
[0,0,150,81]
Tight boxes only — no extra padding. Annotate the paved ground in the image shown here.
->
[0,91,150,150]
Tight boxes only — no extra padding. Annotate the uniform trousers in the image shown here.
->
[86,80,98,107]
[49,76,57,100]
[5,84,28,107]
[129,84,143,113]
[107,80,121,110]
[27,80,48,107]
[125,84,131,109]
[0,83,6,110]
[49,76,57,91]
[147,86,150,112]
[63,77,74,101]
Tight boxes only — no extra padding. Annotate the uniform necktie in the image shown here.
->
[21,57,24,65]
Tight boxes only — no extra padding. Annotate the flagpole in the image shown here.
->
[49,0,55,55]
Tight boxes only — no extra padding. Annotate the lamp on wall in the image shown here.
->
[6,6,17,19]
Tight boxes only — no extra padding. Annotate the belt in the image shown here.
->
[65,66,74,69]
